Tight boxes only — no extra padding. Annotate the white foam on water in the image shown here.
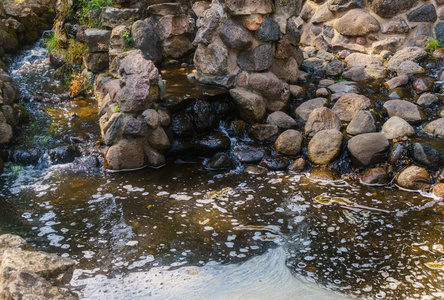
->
[71,247,348,300]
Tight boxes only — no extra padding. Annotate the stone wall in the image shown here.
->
[297,0,444,55]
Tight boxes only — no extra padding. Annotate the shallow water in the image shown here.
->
[1,39,444,300]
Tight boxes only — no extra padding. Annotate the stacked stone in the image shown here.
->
[193,0,304,122]
[297,0,444,58]
[96,50,171,171]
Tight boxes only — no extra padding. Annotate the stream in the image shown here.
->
[1,38,444,300]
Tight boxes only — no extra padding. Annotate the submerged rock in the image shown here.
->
[360,167,389,185]
[233,144,270,163]
[194,132,231,157]
[259,156,290,170]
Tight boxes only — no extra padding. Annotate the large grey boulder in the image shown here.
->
[255,17,281,42]
[383,100,425,124]
[409,143,443,170]
[305,107,342,137]
[248,72,290,111]
[332,93,372,122]
[132,20,162,64]
[334,9,380,36]
[294,97,328,121]
[347,132,389,167]
[229,88,266,123]
[267,111,297,129]
[194,39,230,76]
[407,3,437,23]
[194,3,224,45]
[308,129,343,165]
[346,110,376,135]
[381,116,416,139]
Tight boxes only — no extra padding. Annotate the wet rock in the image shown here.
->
[382,17,409,34]
[289,85,305,98]
[382,116,415,140]
[220,19,253,51]
[2,105,18,127]
[266,111,297,130]
[305,107,342,137]
[105,139,145,170]
[413,77,435,94]
[433,183,444,198]
[347,110,376,135]
[396,165,432,191]
[230,120,247,137]
[190,100,219,134]
[233,144,270,163]
[384,75,410,90]
[387,47,427,71]
[274,129,303,156]
[370,0,418,18]
[328,0,364,12]
[328,81,358,96]
[248,72,290,111]
[167,138,193,157]
[85,29,111,53]
[424,118,444,137]
[238,44,274,72]
[388,143,407,165]
[334,9,380,36]
[249,124,279,142]
[436,22,444,42]
[245,165,268,174]
[148,127,170,150]
[144,144,166,167]
[259,156,290,171]
[347,132,389,167]
[361,167,389,185]
[229,88,266,123]
[302,58,328,74]
[255,17,281,42]
[102,7,139,28]
[289,157,308,171]
[308,129,343,165]
[171,112,193,137]
[407,3,437,22]
[396,61,425,76]
[332,93,372,122]
[342,66,373,82]
[49,145,80,164]
[309,167,340,181]
[206,153,234,170]
[194,132,231,157]
[132,20,162,64]
[417,93,439,107]
[383,100,425,124]
[409,143,443,170]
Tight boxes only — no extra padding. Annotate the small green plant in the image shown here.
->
[337,76,347,82]
[44,32,60,53]
[76,0,114,28]
[426,37,440,52]
[122,26,133,51]
[113,105,120,113]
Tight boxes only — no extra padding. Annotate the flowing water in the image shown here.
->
[1,39,444,300]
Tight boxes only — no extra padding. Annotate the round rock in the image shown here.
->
[308,129,343,165]
[274,129,303,156]
[347,132,390,167]
[381,116,415,139]
[396,165,432,191]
